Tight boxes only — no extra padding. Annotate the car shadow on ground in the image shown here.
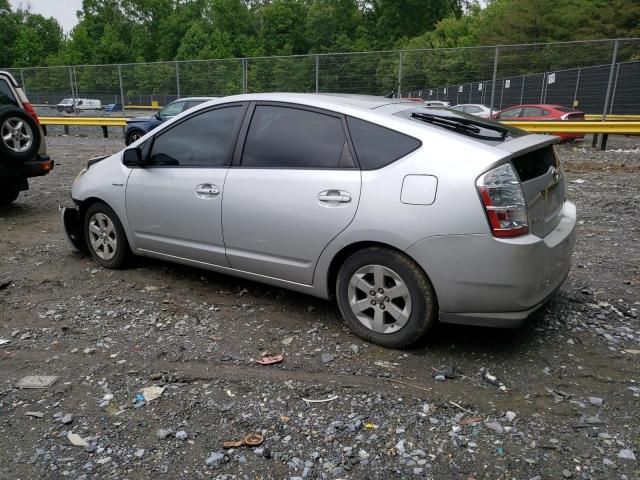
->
[122,254,555,358]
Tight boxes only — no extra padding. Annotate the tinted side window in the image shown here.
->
[149,106,243,167]
[346,117,421,170]
[0,79,18,107]
[241,106,353,168]
[159,101,184,118]
[498,107,522,118]
[522,107,544,116]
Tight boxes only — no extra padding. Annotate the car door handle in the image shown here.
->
[195,184,220,197]
[318,190,351,203]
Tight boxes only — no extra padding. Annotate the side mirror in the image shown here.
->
[122,147,144,167]
[154,113,162,120]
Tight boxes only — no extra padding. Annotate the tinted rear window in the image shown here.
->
[346,117,421,170]
[511,145,559,182]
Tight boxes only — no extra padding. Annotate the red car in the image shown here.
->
[493,104,585,141]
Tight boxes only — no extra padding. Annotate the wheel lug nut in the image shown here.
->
[370,290,375,296]
[370,300,376,305]
[380,304,385,310]
[385,296,390,302]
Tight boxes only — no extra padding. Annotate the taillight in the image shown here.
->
[476,163,528,238]
[22,102,40,124]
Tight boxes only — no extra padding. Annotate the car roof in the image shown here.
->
[172,97,217,102]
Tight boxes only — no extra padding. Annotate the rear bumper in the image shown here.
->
[406,201,576,327]
[0,156,54,181]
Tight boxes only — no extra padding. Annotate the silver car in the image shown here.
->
[60,93,576,348]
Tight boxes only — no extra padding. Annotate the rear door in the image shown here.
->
[125,103,246,266]
[222,103,361,285]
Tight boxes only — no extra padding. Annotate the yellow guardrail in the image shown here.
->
[501,120,640,134]
[40,117,127,127]
[585,114,640,121]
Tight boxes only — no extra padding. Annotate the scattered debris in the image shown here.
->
[481,370,507,391]
[0,339,9,347]
[321,353,335,364]
[459,416,484,426]
[67,432,89,447]
[302,395,339,404]
[139,386,165,403]
[432,365,456,380]
[617,449,636,461]
[256,354,283,365]
[24,412,44,418]
[15,375,59,389]
[223,433,264,449]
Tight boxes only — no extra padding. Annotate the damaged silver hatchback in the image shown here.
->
[61,93,576,348]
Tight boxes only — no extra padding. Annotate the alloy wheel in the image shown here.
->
[347,264,412,334]
[1,117,33,153]
[88,212,118,260]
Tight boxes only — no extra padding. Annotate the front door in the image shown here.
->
[222,104,361,285]
[125,104,245,266]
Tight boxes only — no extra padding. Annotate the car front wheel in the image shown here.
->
[84,202,130,269]
[336,247,437,349]
[125,129,144,146]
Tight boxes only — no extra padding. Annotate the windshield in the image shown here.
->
[394,106,526,144]
[60,98,73,104]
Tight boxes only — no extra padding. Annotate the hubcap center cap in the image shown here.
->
[375,293,385,303]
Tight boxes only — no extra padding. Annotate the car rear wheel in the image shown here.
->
[125,129,144,146]
[0,106,41,163]
[336,247,437,349]
[0,184,20,206]
[84,202,130,269]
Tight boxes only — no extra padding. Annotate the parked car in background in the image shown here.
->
[423,100,450,107]
[56,98,102,113]
[61,93,575,348]
[493,104,585,141]
[124,97,215,145]
[104,103,123,113]
[0,71,53,206]
[452,103,494,118]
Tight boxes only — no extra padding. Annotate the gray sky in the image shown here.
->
[9,0,83,33]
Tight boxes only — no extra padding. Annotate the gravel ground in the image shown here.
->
[0,133,639,480]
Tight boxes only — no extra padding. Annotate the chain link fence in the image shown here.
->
[4,38,639,115]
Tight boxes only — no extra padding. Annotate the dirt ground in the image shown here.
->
[0,131,639,480]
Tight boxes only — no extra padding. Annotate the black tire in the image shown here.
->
[84,202,130,269]
[125,129,144,146]
[0,106,41,163]
[336,247,437,349]
[0,184,20,206]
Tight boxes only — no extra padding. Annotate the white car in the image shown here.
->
[423,100,450,107]
[56,98,102,113]
[452,104,494,118]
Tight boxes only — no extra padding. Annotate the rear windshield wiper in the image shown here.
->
[410,112,509,140]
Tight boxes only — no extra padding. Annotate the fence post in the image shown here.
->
[598,39,619,150]
[68,67,75,111]
[315,55,319,93]
[539,73,545,103]
[175,61,181,99]
[609,63,620,114]
[397,51,403,98]
[489,46,499,112]
[242,59,247,94]
[520,75,525,104]
[19,69,26,93]
[118,65,126,117]
[573,68,581,106]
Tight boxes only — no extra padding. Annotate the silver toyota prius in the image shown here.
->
[60,93,576,348]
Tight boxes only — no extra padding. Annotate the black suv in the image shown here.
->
[0,71,53,206]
